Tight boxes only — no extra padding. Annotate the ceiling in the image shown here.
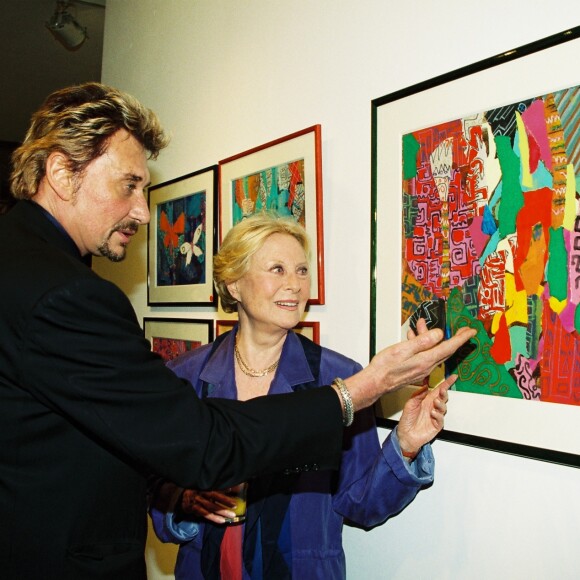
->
[0,0,106,144]
[0,0,105,211]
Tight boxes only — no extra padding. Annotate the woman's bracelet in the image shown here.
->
[332,377,354,427]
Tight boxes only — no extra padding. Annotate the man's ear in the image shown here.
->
[45,152,75,201]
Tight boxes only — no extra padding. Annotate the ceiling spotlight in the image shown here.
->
[46,1,88,50]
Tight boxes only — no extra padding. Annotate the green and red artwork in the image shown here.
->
[231,160,305,225]
[402,86,580,405]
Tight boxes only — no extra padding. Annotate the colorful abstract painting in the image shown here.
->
[231,160,306,226]
[402,84,580,405]
[156,191,206,287]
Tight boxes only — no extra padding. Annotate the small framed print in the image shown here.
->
[216,319,320,344]
[143,318,214,363]
[147,166,217,305]
[219,125,325,304]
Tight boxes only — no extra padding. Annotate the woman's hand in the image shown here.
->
[181,489,237,524]
[396,374,455,458]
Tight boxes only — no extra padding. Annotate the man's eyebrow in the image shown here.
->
[126,173,151,187]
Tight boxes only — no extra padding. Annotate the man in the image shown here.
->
[0,83,474,579]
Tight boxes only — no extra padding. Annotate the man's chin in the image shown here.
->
[97,243,127,263]
[106,252,127,263]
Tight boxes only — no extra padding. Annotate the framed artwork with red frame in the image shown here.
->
[219,125,325,304]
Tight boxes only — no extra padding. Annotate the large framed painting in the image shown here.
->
[147,166,217,305]
[371,27,580,466]
[143,318,214,363]
[216,319,320,344]
[219,125,325,304]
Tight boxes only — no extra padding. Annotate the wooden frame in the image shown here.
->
[147,166,217,305]
[219,125,325,304]
[143,317,214,363]
[371,27,580,467]
[216,319,320,344]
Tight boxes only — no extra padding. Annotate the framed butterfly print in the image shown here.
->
[147,166,217,305]
[219,125,325,304]
[143,317,214,363]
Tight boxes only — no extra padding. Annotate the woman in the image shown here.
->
[150,212,454,579]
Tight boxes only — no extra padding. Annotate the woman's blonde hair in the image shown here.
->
[214,212,311,313]
[10,82,169,200]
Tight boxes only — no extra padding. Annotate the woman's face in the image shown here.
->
[229,232,311,332]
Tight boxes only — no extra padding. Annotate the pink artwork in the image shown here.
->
[151,337,202,362]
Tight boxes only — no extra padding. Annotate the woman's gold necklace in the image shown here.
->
[234,339,280,378]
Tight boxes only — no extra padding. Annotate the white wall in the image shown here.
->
[96,2,580,578]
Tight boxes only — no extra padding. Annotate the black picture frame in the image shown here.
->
[147,166,218,306]
[371,27,580,467]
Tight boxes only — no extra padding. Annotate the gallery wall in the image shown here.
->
[95,1,580,578]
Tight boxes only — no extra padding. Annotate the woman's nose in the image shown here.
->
[285,272,301,291]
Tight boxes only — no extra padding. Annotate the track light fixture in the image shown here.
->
[46,1,88,50]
